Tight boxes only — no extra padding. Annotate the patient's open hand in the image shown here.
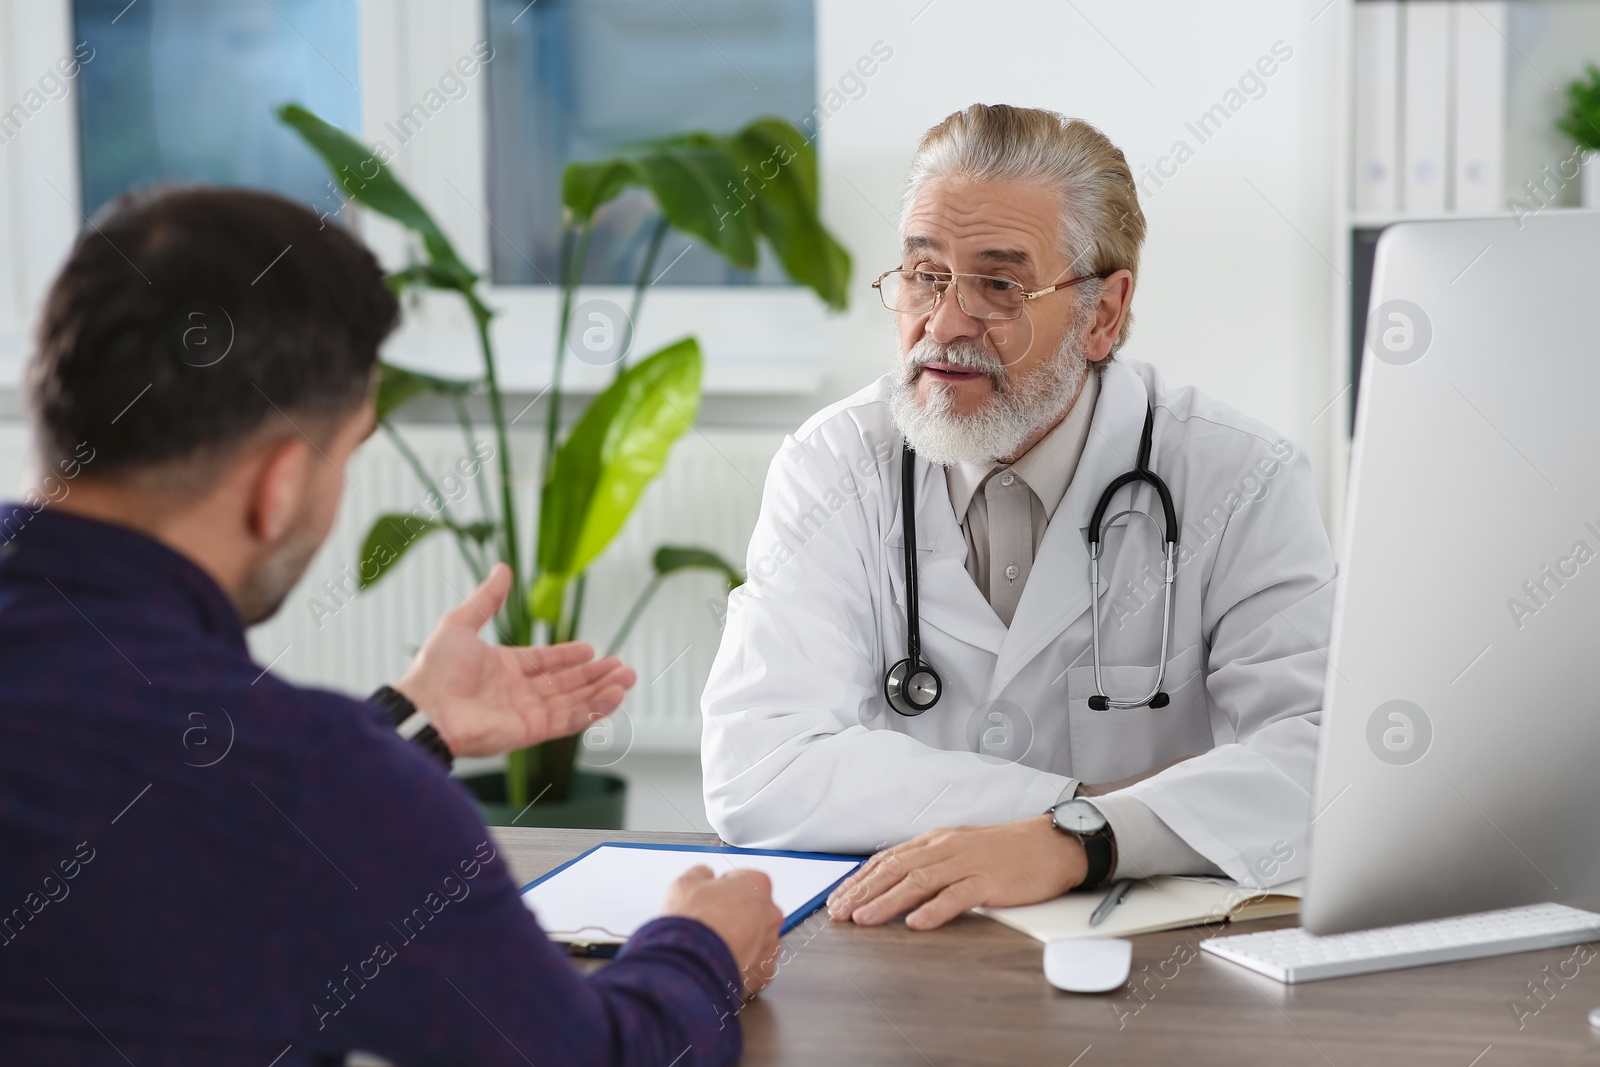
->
[826,815,1087,931]
[394,564,637,757]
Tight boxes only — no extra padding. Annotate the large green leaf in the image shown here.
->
[653,544,745,591]
[631,140,759,271]
[357,513,446,590]
[731,119,851,310]
[532,338,703,622]
[563,159,640,224]
[737,117,819,209]
[558,117,849,308]
[277,104,475,289]
[374,362,476,421]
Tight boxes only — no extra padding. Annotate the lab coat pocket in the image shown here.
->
[1065,644,1210,784]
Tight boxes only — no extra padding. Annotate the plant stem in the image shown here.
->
[544,224,594,480]
[451,393,495,525]
[464,290,526,647]
[563,572,587,643]
[381,420,485,583]
[620,215,669,374]
[557,217,669,642]
[514,223,591,811]
[606,573,663,657]
[505,747,529,812]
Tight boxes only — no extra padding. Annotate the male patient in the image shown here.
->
[702,105,1334,929]
[0,187,780,1065]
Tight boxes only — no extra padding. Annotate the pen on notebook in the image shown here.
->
[1088,878,1134,927]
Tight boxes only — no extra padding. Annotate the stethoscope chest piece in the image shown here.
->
[886,403,1178,717]
[885,656,942,716]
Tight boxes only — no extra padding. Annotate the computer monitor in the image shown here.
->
[1302,210,1600,936]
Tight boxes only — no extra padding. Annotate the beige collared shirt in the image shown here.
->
[945,372,1100,626]
[944,369,1220,880]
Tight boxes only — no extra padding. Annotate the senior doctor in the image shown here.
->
[701,104,1335,931]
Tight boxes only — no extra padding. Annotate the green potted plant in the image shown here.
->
[1557,63,1600,208]
[277,105,849,826]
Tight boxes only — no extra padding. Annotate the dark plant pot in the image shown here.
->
[458,769,628,829]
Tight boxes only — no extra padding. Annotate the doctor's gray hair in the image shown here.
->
[900,104,1146,350]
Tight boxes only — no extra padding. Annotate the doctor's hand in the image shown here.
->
[827,816,1087,931]
[394,564,637,758]
[663,865,785,999]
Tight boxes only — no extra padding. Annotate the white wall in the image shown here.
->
[0,1,1348,749]
[0,0,79,387]
[813,0,1344,518]
[0,0,1345,502]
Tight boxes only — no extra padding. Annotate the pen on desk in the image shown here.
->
[1088,878,1134,927]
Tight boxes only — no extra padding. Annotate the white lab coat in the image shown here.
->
[701,358,1335,886]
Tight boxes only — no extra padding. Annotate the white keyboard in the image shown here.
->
[1201,902,1600,983]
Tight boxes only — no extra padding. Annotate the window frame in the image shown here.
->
[357,0,829,394]
[0,0,828,394]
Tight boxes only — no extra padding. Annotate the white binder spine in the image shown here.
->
[1401,0,1451,213]
[1353,1,1401,212]
[1452,0,1507,212]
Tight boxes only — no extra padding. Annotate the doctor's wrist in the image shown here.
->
[1030,814,1091,895]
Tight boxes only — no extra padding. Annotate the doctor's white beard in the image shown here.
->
[887,327,1090,466]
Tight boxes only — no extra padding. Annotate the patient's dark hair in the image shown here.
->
[27,184,398,487]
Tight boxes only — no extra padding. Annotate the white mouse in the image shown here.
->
[1043,937,1133,993]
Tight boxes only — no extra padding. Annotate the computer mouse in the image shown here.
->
[1043,937,1133,993]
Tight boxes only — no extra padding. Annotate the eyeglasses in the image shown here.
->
[873,268,1109,322]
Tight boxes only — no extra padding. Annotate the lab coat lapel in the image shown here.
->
[884,447,1007,656]
[991,362,1152,694]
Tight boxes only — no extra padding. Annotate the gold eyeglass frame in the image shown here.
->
[871,267,1110,321]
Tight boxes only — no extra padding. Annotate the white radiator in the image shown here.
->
[0,418,782,754]
[249,422,783,753]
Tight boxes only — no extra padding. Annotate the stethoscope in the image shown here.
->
[884,404,1179,716]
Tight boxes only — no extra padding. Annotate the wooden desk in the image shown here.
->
[493,827,1600,1066]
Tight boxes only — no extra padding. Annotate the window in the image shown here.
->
[481,0,816,287]
[73,0,361,219]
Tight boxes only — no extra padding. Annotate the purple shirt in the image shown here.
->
[0,505,745,1065]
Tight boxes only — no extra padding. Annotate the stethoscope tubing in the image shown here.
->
[889,403,1180,716]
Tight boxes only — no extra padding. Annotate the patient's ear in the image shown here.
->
[244,437,313,545]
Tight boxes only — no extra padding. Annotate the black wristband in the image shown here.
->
[369,686,453,768]
[369,685,415,727]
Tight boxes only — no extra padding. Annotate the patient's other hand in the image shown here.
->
[663,865,785,999]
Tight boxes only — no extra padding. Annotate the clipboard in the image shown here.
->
[519,842,866,957]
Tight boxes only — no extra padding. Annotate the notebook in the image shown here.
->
[519,842,864,955]
[975,877,1303,942]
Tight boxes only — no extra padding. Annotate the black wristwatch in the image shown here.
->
[1047,798,1117,890]
[369,685,453,768]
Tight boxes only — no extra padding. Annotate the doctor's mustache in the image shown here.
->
[903,339,1007,390]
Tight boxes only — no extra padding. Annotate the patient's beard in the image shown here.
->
[888,327,1090,467]
[235,511,322,626]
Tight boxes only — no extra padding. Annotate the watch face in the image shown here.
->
[1053,801,1108,835]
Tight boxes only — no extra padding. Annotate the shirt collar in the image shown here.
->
[944,367,1102,519]
[0,503,248,648]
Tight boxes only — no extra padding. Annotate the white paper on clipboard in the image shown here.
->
[520,843,863,948]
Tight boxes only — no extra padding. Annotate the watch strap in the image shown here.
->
[369,686,453,768]
[1046,798,1117,890]
[1080,830,1114,890]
